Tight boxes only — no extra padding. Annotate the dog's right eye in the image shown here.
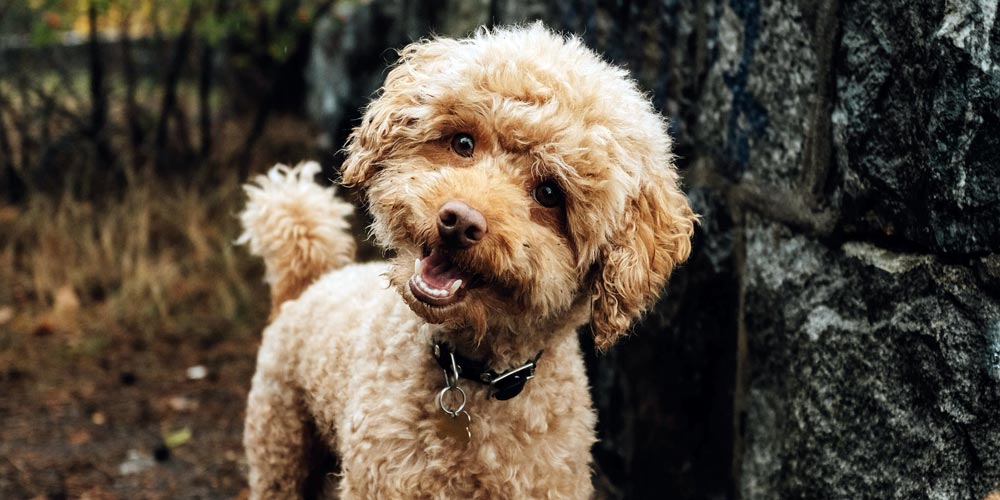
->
[533,181,564,208]
[450,133,475,158]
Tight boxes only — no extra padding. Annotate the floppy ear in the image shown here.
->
[591,170,696,351]
[341,92,397,188]
[341,38,458,188]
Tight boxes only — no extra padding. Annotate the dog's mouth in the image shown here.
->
[408,247,475,307]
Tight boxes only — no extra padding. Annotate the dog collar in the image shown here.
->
[432,342,542,401]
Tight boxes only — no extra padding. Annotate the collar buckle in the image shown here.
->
[487,360,537,400]
[432,342,542,401]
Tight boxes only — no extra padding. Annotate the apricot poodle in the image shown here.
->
[239,23,696,499]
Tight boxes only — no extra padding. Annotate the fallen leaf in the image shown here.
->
[33,321,55,337]
[167,396,199,412]
[34,285,82,338]
[69,429,92,445]
[163,427,192,448]
[0,306,13,325]
[53,284,80,318]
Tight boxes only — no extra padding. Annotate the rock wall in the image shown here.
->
[307,1,1000,498]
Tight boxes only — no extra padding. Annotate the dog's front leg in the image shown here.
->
[244,368,313,500]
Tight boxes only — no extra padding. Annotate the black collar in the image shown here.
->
[432,342,542,401]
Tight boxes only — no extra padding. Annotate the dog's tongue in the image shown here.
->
[420,248,466,288]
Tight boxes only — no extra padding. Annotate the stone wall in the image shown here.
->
[307,1,1000,498]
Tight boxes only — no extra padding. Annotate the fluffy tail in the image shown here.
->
[238,161,355,315]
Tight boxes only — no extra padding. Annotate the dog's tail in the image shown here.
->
[238,161,356,316]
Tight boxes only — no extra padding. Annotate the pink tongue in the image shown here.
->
[420,249,466,288]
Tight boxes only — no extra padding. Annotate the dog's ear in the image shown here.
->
[591,166,696,351]
[342,38,457,188]
[341,89,398,188]
[341,90,394,188]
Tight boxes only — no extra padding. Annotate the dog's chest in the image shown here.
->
[326,353,585,498]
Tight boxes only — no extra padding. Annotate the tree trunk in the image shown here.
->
[120,6,144,168]
[154,3,198,173]
[198,41,214,159]
[0,92,26,204]
[86,1,112,170]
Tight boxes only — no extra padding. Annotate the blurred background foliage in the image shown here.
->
[0,0,329,191]
[0,0,335,339]
[1,2,345,497]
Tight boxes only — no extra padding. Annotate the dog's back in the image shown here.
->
[238,162,356,316]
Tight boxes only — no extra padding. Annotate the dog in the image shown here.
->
[239,23,696,499]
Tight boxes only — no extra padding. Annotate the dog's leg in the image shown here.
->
[244,369,312,499]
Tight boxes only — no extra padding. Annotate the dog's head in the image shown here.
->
[343,24,696,350]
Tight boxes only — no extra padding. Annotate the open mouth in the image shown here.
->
[408,247,474,307]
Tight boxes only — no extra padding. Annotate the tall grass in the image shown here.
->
[0,170,268,345]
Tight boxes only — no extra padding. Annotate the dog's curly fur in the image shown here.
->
[240,24,696,499]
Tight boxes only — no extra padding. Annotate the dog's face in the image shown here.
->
[343,25,696,349]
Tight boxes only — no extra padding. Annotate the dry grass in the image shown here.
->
[0,165,283,499]
[0,169,269,351]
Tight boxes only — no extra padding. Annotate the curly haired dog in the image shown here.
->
[239,24,696,499]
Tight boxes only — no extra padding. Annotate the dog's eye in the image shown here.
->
[450,133,475,157]
[532,181,563,208]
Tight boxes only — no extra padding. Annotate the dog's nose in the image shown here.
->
[438,201,488,248]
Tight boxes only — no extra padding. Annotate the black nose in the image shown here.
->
[437,201,488,248]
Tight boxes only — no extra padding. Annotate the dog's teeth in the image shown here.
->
[414,258,422,275]
[417,277,436,295]
[412,272,460,299]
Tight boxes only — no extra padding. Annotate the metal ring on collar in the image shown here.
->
[436,385,467,417]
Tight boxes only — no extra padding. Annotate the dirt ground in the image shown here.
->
[0,311,261,500]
